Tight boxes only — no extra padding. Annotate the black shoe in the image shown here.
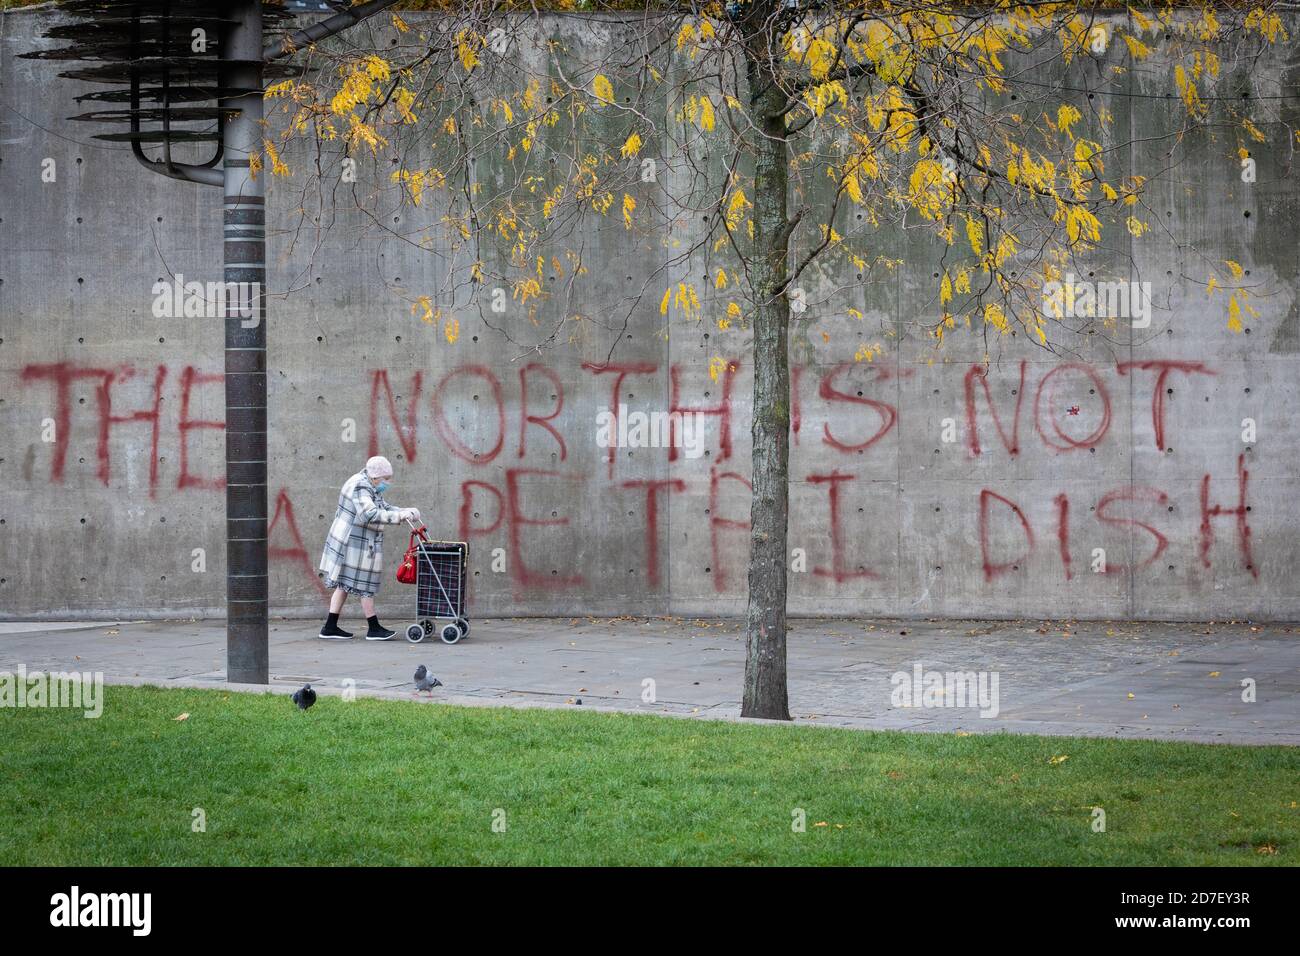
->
[318,621,353,640]
[365,624,396,641]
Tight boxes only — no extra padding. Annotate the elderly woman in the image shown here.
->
[318,455,422,640]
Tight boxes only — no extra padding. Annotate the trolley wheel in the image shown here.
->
[405,624,425,644]
[455,617,470,637]
[440,623,462,645]
[422,619,434,636]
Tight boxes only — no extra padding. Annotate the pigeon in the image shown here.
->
[414,665,442,694]
[291,684,316,710]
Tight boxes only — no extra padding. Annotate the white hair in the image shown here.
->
[364,455,394,479]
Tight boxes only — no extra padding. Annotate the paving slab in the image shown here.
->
[0,617,1296,746]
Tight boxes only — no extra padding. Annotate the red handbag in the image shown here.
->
[396,526,428,584]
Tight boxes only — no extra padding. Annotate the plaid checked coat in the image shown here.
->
[318,470,406,597]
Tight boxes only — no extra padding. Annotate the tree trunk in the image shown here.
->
[741,50,792,721]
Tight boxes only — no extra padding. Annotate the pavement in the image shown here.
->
[0,616,1296,746]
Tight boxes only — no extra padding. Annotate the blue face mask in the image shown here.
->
[375,481,390,494]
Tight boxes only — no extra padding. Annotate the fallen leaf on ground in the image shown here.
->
[173,713,189,722]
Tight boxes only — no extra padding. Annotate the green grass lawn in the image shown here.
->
[1,684,1295,865]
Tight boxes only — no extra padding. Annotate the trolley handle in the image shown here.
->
[404,517,430,538]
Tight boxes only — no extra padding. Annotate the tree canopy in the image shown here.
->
[258,1,1286,367]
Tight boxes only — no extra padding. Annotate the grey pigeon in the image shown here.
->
[414,664,442,693]
[291,684,316,710]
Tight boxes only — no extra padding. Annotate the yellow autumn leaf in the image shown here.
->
[264,80,297,98]
[699,96,716,131]
[708,356,731,382]
[620,132,642,158]
[1123,33,1151,60]
[622,193,636,229]
[844,171,863,205]
[412,296,434,323]
[1057,104,1082,140]
[1066,205,1101,244]
[983,302,1008,332]
[1130,7,1154,32]
[1049,754,1069,765]
[263,139,289,177]
[593,74,615,106]
[675,21,693,50]
[725,188,750,229]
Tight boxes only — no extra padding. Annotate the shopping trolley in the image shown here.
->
[401,519,470,644]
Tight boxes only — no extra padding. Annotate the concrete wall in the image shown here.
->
[3,10,1299,621]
